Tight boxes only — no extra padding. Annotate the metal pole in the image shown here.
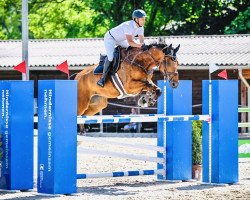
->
[163,78,167,179]
[100,110,103,133]
[22,0,29,80]
[208,73,212,183]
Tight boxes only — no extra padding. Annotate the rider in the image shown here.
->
[97,9,147,87]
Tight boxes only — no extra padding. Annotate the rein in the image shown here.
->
[121,51,155,75]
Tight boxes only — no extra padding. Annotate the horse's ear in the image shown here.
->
[164,44,172,55]
[158,37,165,44]
[174,44,180,53]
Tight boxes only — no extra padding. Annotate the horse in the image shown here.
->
[72,42,180,134]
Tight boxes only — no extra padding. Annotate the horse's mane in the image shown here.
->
[120,42,168,54]
[147,42,168,50]
[120,42,170,59]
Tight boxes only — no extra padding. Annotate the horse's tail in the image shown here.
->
[69,73,77,80]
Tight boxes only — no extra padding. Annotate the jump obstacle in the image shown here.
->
[0,80,238,195]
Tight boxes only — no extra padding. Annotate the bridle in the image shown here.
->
[162,54,179,82]
[145,46,179,83]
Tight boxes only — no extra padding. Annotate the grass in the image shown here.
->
[239,139,250,158]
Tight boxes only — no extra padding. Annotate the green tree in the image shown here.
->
[84,0,249,36]
[224,7,250,34]
[28,0,107,38]
[0,0,21,40]
[0,0,249,39]
[192,120,202,165]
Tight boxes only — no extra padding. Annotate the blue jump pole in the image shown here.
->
[202,80,238,184]
[37,80,77,194]
[157,80,192,181]
[0,81,34,190]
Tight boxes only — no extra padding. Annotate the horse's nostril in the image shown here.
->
[156,89,162,95]
[171,81,179,88]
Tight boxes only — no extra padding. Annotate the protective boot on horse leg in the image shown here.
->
[97,57,113,87]
[138,81,162,107]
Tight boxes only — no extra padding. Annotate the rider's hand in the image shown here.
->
[141,43,148,51]
[126,46,133,51]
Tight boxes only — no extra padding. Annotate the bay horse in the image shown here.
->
[72,43,180,133]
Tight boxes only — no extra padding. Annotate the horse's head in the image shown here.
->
[147,43,180,88]
[159,44,180,88]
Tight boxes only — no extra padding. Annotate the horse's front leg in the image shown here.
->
[138,80,162,107]
[143,80,162,106]
[144,80,162,98]
[141,80,162,99]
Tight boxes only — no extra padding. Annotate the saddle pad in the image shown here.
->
[94,65,103,75]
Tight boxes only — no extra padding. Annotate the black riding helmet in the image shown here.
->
[132,9,147,20]
[132,9,146,27]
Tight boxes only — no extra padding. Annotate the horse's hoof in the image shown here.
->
[78,131,86,136]
[77,141,83,146]
[143,103,148,107]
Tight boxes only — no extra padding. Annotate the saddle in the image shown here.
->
[94,46,122,75]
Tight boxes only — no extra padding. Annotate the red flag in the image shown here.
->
[56,60,69,79]
[14,61,26,73]
[217,69,228,80]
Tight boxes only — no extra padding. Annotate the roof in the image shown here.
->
[0,34,249,70]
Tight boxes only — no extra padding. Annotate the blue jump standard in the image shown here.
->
[0,81,34,190]
[37,80,77,194]
[202,80,238,184]
[157,80,192,181]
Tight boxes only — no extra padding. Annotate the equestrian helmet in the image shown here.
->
[132,9,147,19]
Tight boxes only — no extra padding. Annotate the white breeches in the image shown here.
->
[104,31,129,61]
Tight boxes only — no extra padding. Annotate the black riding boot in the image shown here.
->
[97,58,113,87]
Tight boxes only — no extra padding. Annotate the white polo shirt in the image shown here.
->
[109,20,144,42]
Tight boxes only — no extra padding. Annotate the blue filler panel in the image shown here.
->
[202,80,238,184]
[157,80,192,181]
[37,80,77,194]
[0,81,34,190]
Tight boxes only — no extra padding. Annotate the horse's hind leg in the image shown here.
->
[84,96,108,116]
[78,124,87,135]
[77,90,93,135]
[78,96,107,140]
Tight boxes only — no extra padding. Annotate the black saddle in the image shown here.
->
[94,46,122,75]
